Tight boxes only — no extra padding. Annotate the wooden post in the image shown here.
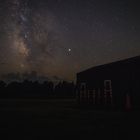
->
[104,80,112,107]
[125,94,131,111]
[87,90,90,104]
[93,89,96,104]
[97,88,101,105]
[80,83,86,103]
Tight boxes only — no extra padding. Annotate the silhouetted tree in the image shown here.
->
[0,81,6,97]
[0,79,75,99]
[54,81,75,98]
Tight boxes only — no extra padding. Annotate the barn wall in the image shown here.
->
[76,56,140,110]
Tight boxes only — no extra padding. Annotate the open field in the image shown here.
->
[0,99,139,140]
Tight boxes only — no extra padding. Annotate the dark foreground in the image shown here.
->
[0,99,139,140]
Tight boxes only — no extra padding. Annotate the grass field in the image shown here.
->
[0,99,139,140]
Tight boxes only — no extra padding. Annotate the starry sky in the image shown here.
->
[0,0,140,81]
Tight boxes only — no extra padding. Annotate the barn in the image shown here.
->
[76,55,140,110]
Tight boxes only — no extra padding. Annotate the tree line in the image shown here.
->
[0,80,76,98]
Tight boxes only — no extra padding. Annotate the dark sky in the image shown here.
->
[0,0,140,81]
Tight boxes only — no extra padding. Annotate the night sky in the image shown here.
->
[0,0,140,81]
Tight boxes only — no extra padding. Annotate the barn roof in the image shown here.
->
[77,55,140,75]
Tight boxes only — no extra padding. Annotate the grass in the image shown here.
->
[0,99,139,140]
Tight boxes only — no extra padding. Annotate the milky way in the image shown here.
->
[0,0,64,79]
[0,0,140,81]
